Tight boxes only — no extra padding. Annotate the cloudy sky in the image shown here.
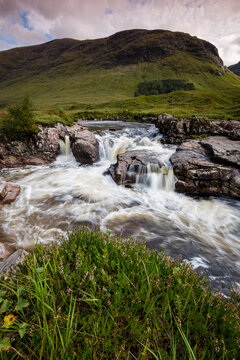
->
[0,0,239,65]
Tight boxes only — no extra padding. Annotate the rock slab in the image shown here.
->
[155,114,240,144]
[106,150,163,186]
[170,136,240,198]
[0,249,28,274]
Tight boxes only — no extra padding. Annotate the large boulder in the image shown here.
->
[155,114,240,144]
[106,150,164,186]
[170,136,240,198]
[0,181,21,209]
[71,130,99,164]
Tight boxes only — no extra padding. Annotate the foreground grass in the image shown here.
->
[0,228,239,359]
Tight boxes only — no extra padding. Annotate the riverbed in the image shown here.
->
[0,121,239,295]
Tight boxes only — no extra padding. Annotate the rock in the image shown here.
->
[0,181,20,207]
[170,137,240,198]
[155,114,240,144]
[30,126,60,160]
[200,136,240,167]
[0,181,8,200]
[71,130,99,164]
[0,249,28,274]
[0,243,12,261]
[106,150,163,186]
[55,123,87,140]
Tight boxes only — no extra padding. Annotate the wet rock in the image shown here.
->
[106,150,163,186]
[0,181,21,208]
[30,126,59,160]
[71,130,99,164]
[55,123,87,140]
[170,136,240,198]
[0,249,28,274]
[155,114,240,144]
[200,136,240,167]
[0,243,12,261]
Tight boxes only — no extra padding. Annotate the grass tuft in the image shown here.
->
[0,227,239,359]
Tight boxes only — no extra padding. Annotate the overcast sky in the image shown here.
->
[0,0,239,66]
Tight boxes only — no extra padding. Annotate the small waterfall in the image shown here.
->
[59,135,71,155]
[57,135,74,163]
[134,163,175,191]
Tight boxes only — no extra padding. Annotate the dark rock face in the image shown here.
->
[0,181,21,209]
[155,114,240,144]
[170,137,240,198]
[0,123,99,168]
[200,136,240,167]
[71,130,99,164]
[106,150,162,186]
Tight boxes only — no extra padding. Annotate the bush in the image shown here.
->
[0,228,239,359]
[135,80,195,97]
[2,96,38,139]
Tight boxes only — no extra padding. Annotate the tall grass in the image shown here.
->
[0,227,239,359]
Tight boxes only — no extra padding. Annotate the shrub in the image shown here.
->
[2,95,38,139]
[135,80,195,97]
[0,228,239,359]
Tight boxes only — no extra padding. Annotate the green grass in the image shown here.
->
[0,228,239,359]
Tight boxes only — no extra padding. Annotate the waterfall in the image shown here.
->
[57,135,74,162]
[59,135,71,155]
[134,163,175,191]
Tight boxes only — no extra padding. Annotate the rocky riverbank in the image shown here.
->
[155,114,240,144]
[0,123,99,169]
[152,114,240,198]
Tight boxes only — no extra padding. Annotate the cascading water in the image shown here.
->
[0,121,239,295]
[57,135,75,163]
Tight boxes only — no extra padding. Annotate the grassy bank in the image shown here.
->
[0,228,239,359]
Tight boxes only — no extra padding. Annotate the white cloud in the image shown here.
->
[0,0,239,65]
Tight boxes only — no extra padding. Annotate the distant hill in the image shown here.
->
[0,29,239,119]
[228,61,240,76]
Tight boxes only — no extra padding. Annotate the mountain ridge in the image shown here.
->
[0,29,239,120]
[228,61,240,76]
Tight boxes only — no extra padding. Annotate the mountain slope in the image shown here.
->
[229,61,240,76]
[0,29,239,119]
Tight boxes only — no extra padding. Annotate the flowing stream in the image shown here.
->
[0,121,239,295]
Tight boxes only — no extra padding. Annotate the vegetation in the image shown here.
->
[135,80,195,96]
[1,95,38,139]
[0,228,239,359]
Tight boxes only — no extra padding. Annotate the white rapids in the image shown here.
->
[0,121,239,294]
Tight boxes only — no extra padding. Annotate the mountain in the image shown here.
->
[0,29,239,119]
[228,61,240,76]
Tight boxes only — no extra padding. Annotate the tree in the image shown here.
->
[3,95,38,139]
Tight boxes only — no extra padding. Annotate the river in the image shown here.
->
[0,121,239,295]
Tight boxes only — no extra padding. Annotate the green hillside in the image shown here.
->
[0,29,239,119]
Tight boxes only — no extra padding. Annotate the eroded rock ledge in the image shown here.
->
[106,150,164,186]
[155,114,240,144]
[0,123,99,168]
[170,136,240,198]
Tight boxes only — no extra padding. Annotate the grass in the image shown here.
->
[0,227,239,359]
